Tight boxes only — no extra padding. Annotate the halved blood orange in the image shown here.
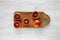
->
[14,14,20,19]
[32,11,38,19]
[14,21,20,28]
[24,18,29,24]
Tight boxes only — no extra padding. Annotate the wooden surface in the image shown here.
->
[14,11,50,28]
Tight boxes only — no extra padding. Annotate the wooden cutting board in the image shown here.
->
[14,11,50,28]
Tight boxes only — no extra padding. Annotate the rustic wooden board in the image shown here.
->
[14,11,50,28]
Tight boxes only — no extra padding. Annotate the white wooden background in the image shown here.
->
[0,0,60,40]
